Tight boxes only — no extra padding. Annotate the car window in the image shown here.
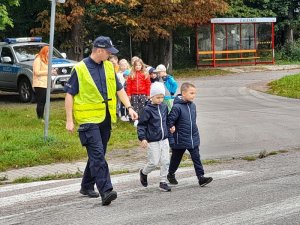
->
[0,47,14,63]
[13,44,64,62]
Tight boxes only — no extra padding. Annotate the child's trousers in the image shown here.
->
[142,139,170,183]
[169,146,205,179]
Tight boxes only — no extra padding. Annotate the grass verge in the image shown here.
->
[0,169,132,185]
[179,158,220,168]
[0,98,138,172]
[242,150,289,162]
[12,171,83,184]
[173,67,231,78]
[274,60,300,65]
[268,73,300,99]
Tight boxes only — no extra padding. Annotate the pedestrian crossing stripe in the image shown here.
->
[0,170,247,209]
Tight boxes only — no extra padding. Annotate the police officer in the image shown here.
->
[64,36,138,206]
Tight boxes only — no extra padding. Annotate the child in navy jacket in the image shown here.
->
[167,82,213,187]
[137,82,171,192]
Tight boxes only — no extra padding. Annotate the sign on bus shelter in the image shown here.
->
[196,18,276,67]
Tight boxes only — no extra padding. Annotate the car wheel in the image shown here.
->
[18,78,33,103]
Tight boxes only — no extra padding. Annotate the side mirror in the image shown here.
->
[61,53,67,59]
[2,56,12,63]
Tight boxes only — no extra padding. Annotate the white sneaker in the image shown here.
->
[134,120,139,127]
[121,116,129,122]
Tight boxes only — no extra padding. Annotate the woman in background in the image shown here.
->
[32,46,57,120]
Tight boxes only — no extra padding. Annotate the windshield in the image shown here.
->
[13,44,64,62]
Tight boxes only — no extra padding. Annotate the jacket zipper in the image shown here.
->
[187,104,194,149]
[158,105,164,140]
[136,72,139,94]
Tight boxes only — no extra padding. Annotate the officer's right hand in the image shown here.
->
[66,121,75,133]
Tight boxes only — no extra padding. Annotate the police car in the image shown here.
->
[0,37,77,102]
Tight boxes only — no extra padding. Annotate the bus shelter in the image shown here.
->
[196,18,276,67]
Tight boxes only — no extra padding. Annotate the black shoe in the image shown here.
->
[159,182,171,192]
[167,173,178,185]
[140,169,148,187]
[198,176,213,187]
[101,190,117,206]
[79,188,100,198]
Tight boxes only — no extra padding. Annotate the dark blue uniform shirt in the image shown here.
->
[64,57,123,100]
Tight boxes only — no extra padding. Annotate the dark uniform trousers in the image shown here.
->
[78,112,113,194]
[169,146,205,179]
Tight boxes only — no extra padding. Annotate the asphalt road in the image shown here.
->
[185,69,300,159]
[0,149,299,225]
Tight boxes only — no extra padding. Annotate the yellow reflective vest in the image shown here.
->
[73,60,117,125]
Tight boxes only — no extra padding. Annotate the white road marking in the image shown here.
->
[120,170,249,194]
[0,183,79,208]
[0,169,246,209]
[205,169,249,180]
[0,168,193,193]
[199,195,300,225]
[0,179,76,193]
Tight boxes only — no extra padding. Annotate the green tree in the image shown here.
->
[30,0,228,68]
[2,0,48,39]
[226,0,300,45]
[121,0,228,68]
[0,0,19,30]
[269,0,300,44]
[224,0,273,17]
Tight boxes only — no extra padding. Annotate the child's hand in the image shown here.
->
[141,140,148,148]
[170,126,175,133]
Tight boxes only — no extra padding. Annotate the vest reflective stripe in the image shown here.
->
[104,61,117,123]
[73,60,117,124]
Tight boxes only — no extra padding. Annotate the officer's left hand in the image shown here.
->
[66,121,75,133]
[128,108,138,120]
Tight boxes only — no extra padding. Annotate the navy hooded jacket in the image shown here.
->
[137,101,169,142]
[167,95,200,149]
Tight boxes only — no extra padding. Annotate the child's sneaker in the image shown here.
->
[159,182,171,192]
[198,176,213,187]
[167,173,178,185]
[121,116,129,122]
[139,169,148,187]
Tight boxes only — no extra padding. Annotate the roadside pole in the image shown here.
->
[44,0,65,140]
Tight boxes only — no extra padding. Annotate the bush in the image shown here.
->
[276,40,300,61]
